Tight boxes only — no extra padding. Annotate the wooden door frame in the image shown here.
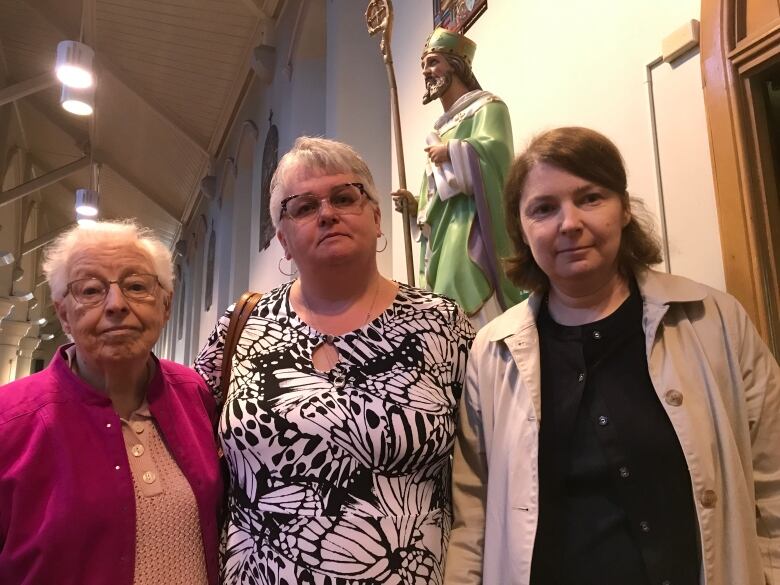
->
[701,0,780,354]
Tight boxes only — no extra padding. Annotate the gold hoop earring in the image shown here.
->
[376,233,388,253]
[278,257,297,277]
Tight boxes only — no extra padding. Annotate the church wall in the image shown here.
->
[325,0,392,277]
[389,0,726,291]
[161,1,730,365]
[164,0,332,361]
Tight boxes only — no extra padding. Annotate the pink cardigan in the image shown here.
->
[0,345,222,585]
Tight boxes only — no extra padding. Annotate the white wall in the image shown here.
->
[165,0,332,360]
[325,0,392,276]
[390,0,725,290]
[163,0,730,363]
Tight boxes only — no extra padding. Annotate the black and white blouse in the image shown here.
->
[195,281,474,585]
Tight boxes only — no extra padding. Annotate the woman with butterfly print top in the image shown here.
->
[195,136,475,585]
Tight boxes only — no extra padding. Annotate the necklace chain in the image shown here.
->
[298,279,382,372]
[298,279,381,332]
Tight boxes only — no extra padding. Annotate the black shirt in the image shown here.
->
[530,283,699,585]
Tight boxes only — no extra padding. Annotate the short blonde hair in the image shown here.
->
[269,136,379,228]
[43,220,174,301]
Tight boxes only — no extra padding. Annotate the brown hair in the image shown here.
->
[504,127,662,292]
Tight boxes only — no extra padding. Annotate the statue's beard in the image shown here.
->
[422,71,453,105]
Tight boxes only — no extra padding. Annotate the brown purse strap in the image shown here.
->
[220,291,263,398]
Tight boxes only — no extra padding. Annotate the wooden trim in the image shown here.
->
[700,0,771,344]
[730,21,780,70]
[701,0,780,354]
[743,73,780,348]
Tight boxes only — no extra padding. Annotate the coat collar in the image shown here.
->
[482,269,710,343]
[635,268,708,307]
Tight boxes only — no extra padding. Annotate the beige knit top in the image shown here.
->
[120,404,209,585]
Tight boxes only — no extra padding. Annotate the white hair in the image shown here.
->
[42,220,174,301]
[269,136,379,228]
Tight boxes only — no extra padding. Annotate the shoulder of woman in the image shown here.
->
[638,269,747,321]
[159,359,206,386]
[0,365,70,425]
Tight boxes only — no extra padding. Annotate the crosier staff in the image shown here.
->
[365,0,415,285]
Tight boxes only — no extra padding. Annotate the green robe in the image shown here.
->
[417,91,527,316]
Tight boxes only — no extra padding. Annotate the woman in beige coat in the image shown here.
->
[445,127,780,585]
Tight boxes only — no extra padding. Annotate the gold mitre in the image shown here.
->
[422,28,477,67]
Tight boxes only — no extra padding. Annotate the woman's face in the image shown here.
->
[519,162,630,290]
[276,170,381,269]
[54,243,171,367]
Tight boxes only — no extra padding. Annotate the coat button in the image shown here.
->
[639,520,650,532]
[597,415,609,426]
[700,489,718,508]
[665,389,683,406]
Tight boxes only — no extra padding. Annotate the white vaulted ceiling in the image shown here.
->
[0,0,284,244]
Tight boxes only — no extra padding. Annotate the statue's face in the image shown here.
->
[421,52,453,105]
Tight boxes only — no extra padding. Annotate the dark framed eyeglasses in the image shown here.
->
[279,182,369,223]
[65,273,162,306]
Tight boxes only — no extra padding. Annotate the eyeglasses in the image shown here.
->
[65,273,161,306]
[280,183,369,223]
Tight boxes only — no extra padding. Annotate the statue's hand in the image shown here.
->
[392,189,418,215]
[424,143,450,165]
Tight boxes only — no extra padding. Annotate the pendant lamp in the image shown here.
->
[61,84,94,116]
[55,40,95,88]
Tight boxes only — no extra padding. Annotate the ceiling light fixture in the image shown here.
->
[75,187,99,216]
[76,214,97,226]
[75,164,101,222]
[60,84,94,116]
[55,40,95,88]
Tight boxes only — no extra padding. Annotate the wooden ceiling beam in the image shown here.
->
[0,157,89,208]
[21,223,76,256]
[238,0,274,21]
[0,73,58,107]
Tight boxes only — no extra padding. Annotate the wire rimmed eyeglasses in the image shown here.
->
[279,182,369,223]
[65,273,161,306]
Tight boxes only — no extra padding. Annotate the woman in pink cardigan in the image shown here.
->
[0,221,222,585]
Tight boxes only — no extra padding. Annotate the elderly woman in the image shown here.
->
[0,221,221,585]
[195,136,474,585]
[445,127,780,585]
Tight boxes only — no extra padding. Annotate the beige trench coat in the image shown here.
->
[444,269,780,585]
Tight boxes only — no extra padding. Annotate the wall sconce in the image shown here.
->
[55,40,95,88]
[174,239,188,257]
[200,175,217,200]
